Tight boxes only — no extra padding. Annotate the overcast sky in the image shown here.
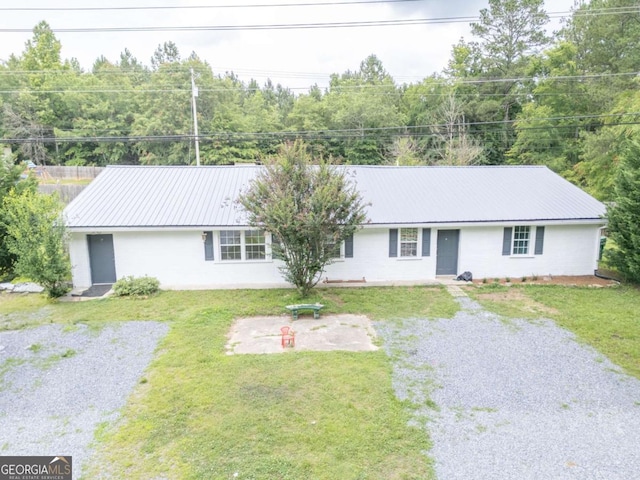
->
[0,0,576,90]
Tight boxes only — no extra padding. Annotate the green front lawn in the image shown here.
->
[1,286,457,479]
[3,283,639,478]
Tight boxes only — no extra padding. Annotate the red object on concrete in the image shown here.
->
[281,326,295,348]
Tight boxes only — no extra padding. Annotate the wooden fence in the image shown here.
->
[41,165,105,180]
[38,184,87,204]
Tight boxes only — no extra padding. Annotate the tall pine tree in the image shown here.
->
[606,140,640,283]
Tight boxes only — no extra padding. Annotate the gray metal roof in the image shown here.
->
[64,165,606,229]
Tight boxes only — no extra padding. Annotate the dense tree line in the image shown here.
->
[1,0,639,201]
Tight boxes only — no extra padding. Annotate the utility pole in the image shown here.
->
[190,68,201,166]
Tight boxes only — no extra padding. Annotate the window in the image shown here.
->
[503,226,544,256]
[219,230,267,261]
[220,230,241,260]
[325,236,342,259]
[400,228,418,257]
[512,226,530,255]
[203,231,214,261]
[245,230,266,260]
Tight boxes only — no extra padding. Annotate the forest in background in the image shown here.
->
[0,0,638,202]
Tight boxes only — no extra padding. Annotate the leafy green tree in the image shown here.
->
[565,0,640,78]
[238,141,368,296]
[2,21,76,165]
[507,42,593,174]
[447,0,550,164]
[0,153,37,277]
[3,188,70,297]
[574,84,640,201]
[131,51,193,165]
[387,136,425,166]
[324,55,405,164]
[151,41,181,70]
[606,140,640,283]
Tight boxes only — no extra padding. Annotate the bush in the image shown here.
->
[2,189,70,298]
[112,276,160,297]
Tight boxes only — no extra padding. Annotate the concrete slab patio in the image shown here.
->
[226,314,378,354]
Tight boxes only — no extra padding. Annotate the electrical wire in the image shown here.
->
[5,116,639,145]
[0,6,636,33]
[0,0,426,12]
[0,70,636,93]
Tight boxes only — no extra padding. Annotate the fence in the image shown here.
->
[38,184,87,204]
[41,165,105,180]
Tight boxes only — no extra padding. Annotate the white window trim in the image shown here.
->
[218,230,268,262]
[331,241,346,262]
[399,227,419,258]
[511,225,532,257]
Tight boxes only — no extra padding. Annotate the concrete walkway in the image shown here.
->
[226,314,378,354]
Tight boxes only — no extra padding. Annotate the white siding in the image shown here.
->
[69,233,91,289]
[323,228,436,283]
[67,223,602,290]
[456,224,601,279]
[113,231,286,289]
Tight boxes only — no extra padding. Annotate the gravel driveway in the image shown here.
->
[376,296,640,480]
[0,321,168,479]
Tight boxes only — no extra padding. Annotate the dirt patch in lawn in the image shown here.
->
[474,289,560,316]
[472,275,618,287]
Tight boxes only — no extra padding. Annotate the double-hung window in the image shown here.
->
[389,228,430,258]
[219,230,266,261]
[400,228,418,257]
[245,230,266,260]
[325,235,342,259]
[512,226,530,255]
[220,231,242,260]
[502,226,545,256]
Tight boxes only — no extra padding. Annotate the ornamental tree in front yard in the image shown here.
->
[606,139,640,283]
[238,141,368,296]
[0,155,38,278]
[2,188,70,297]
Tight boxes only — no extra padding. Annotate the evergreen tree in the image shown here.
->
[606,140,640,283]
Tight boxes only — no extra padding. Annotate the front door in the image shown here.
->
[88,234,116,284]
[436,230,459,275]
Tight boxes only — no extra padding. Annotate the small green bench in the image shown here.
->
[285,303,324,320]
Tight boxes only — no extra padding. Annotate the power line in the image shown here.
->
[0,17,477,33]
[0,6,636,34]
[0,0,424,12]
[5,120,639,145]
[7,113,639,145]
[0,70,636,93]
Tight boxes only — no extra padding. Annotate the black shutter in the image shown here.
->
[421,228,431,256]
[502,227,512,256]
[534,226,545,255]
[204,231,214,261]
[389,229,398,257]
[345,234,354,258]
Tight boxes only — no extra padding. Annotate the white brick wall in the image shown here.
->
[68,223,603,289]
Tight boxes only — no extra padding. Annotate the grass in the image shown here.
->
[1,286,457,329]
[38,177,93,186]
[1,286,456,479]
[469,284,640,379]
[7,282,638,477]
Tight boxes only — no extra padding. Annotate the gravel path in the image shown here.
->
[376,296,640,480]
[0,321,169,479]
